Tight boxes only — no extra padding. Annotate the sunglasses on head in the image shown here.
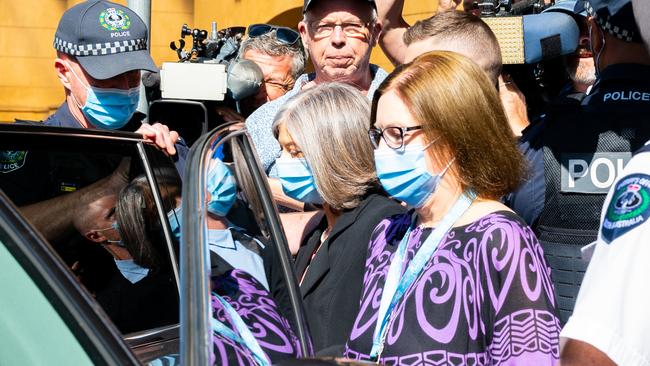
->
[247,24,301,45]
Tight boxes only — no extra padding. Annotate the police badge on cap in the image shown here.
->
[53,0,157,80]
[100,7,131,31]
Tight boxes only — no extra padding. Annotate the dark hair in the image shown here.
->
[371,51,525,199]
[403,11,502,84]
[115,172,181,270]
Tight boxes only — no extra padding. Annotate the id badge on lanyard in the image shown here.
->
[212,294,271,366]
[369,191,476,363]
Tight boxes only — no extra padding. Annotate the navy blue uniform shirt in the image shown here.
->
[506,64,650,227]
[43,101,188,175]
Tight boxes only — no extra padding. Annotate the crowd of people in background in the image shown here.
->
[5,0,650,364]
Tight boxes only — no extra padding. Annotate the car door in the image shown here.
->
[178,123,312,365]
[0,178,138,366]
[0,124,183,364]
[177,123,382,366]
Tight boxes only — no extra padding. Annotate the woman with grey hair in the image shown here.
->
[272,82,405,354]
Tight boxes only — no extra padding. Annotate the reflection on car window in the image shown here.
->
[202,136,306,364]
[0,140,180,335]
[109,172,180,333]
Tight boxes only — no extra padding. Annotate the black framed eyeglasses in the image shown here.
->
[247,24,301,45]
[368,126,423,150]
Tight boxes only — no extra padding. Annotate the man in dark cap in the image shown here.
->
[0,1,187,294]
[48,0,179,154]
[508,0,650,328]
[558,2,650,365]
[10,0,187,238]
[246,0,384,173]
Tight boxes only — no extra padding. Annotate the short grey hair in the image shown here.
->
[238,29,306,80]
[272,82,377,210]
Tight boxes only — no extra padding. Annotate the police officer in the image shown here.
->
[508,0,650,325]
[560,2,650,363]
[0,1,186,294]
[10,0,188,237]
[48,0,177,150]
[559,143,650,365]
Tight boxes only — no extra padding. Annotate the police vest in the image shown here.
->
[535,64,650,324]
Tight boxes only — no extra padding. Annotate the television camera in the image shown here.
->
[144,22,264,146]
[474,0,583,120]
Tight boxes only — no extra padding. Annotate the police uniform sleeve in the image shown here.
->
[560,149,650,366]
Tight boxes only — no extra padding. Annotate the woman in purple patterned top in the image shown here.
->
[210,268,304,365]
[344,52,560,365]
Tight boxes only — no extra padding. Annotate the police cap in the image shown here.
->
[54,0,157,80]
[577,0,642,42]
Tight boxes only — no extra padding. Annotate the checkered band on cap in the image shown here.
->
[53,37,147,56]
[584,1,635,42]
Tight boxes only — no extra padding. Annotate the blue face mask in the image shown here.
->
[67,61,139,130]
[96,221,126,247]
[207,159,238,217]
[114,258,150,284]
[167,206,182,241]
[274,157,323,204]
[374,143,453,208]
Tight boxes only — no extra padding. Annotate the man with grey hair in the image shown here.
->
[217,25,306,121]
[246,0,384,173]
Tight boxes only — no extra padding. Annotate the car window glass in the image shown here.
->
[0,136,180,335]
[202,131,308,363]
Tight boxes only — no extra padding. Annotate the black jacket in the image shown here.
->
[294,193,405,354]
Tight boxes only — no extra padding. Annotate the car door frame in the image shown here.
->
[180,123,312,365]
[0,124,184,364]
[0,189,140,365]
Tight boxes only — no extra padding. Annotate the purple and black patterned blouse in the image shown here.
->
[210,269,304,365]
[344,210,560,365]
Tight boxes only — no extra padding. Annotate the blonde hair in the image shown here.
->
[372,51,525,199]
[273,82,377,210]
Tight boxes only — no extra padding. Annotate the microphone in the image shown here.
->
[227,59,263,101]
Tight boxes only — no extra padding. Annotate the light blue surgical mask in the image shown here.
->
[207,159,238,217]
[374,143,454,208]
[66,61,139,130]
[274,157,323,204]
[114,258,150,284]
[96,221,126,247]
[167,206,182,241]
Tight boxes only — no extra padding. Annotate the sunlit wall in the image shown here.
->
[0,0,436,122]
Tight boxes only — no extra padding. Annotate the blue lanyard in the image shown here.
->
[369,191,476,362]
[212,294,270,366]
